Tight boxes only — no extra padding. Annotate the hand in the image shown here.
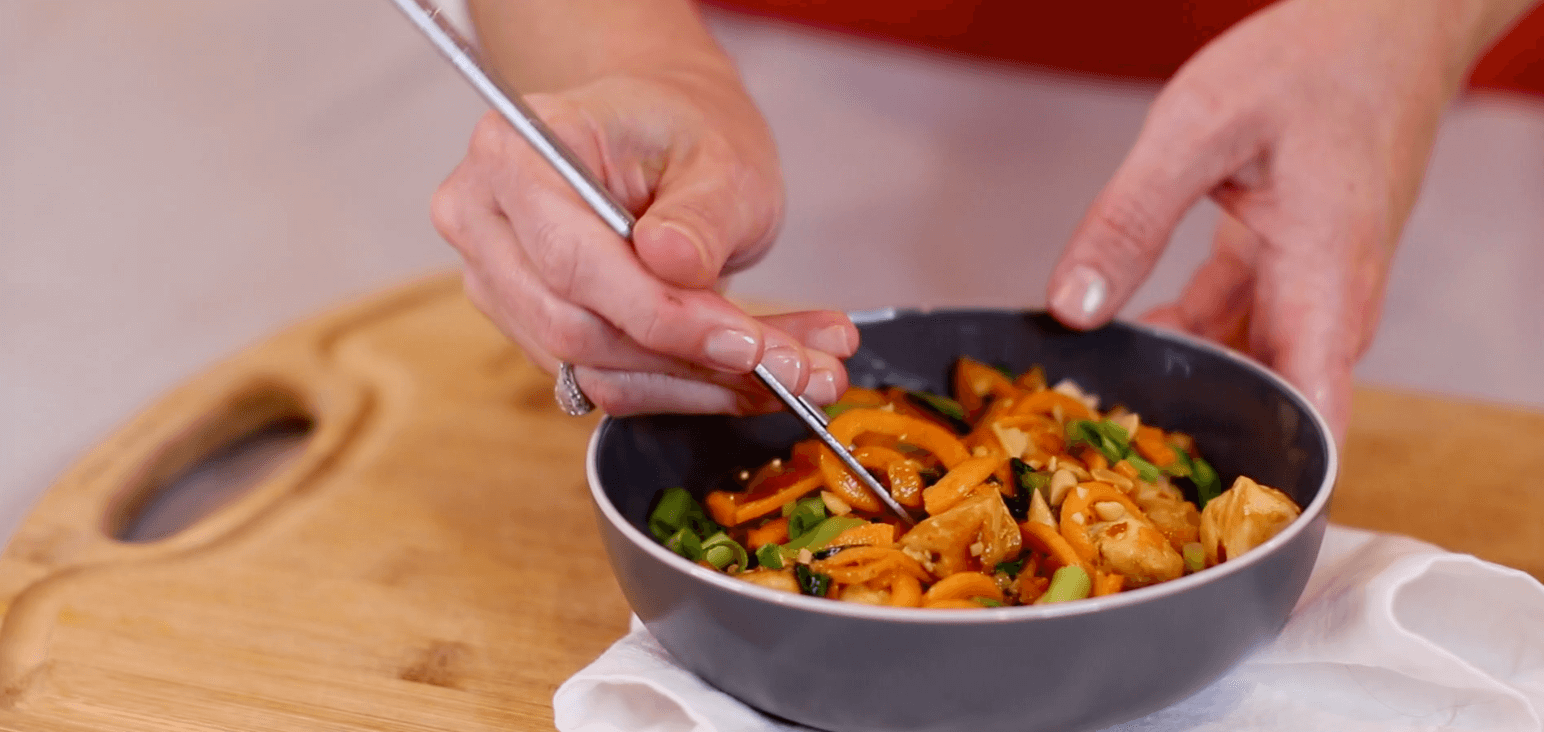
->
[1045,0,1527,440]
[431,65,857,415]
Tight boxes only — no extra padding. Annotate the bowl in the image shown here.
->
[586,309,1336,732]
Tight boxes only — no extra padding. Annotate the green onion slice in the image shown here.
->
[785,496,828,540]
[1035,566,1092,604]
[755,543,784,570]
[700,532,748,571]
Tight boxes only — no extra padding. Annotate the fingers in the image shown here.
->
[440,112,794,378]
[519,314,854,417]
[1138,213,1259,352]
[1048,86,1268,330]
[1248,240,1363,444]
[632,134,783,289]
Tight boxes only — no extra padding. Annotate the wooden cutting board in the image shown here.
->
[0,272,1539,731]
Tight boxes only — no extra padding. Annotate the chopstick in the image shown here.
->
[390,0,916,525]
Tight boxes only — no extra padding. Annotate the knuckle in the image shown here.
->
[1089,198,1165,260]
[529,304,593,364]
[467,111,513,159]
[526,219,585,299]
[622,299,676,355]
[428,181,467,245]
[578,373,638,416]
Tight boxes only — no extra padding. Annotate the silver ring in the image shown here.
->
[554,361,596,416]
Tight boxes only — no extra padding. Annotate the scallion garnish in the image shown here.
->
[781,516,868,560]
[1126,455,1161,483]
[903,389,972,434]
[1065,419,1132,465]
[700,532,748,571]
[1035,566,1092,604]
[1182,542,1205,573]
[755,543,784,570]
[785,496,828,540]
[663,527,703,561]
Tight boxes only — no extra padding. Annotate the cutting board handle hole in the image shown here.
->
[110,395,315,544]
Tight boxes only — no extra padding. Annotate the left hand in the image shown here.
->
[1045,0,1530,440]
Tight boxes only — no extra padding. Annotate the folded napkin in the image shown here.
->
[554,525,1544,732]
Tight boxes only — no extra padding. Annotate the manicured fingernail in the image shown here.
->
[704,329,759,372]
[1051,265,1108,322]
[809,324,856,357]
[760,345,805,390]
[805,368,840,404]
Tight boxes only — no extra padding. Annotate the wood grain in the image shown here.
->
[1334,387,1544,580]
[0,274,628,731]
[0,272,1538,730]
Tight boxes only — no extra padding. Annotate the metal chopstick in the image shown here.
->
[390,0,915,525]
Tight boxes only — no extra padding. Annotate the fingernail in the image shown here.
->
[804,368,840,404]
[809,324,856,357]
[760,345,805,391]
[1051,265,1108,323]
[703,329,759,372]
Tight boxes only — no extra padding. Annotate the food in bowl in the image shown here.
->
[646,357,1302,609]
[589,309,1335,732]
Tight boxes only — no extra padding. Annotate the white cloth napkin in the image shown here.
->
[554,525,1544,732]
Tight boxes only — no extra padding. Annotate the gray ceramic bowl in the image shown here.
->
[586,309,1336,732]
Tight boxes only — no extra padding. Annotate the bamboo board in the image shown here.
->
[0,272,1537,730]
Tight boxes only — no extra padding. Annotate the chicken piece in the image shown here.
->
[739,569,799,594]
[1199,476,1302,565]
[899,490,1022,577]
[1131,480,1201,551]
[1089,517,1184,587]
[838,584,892,605]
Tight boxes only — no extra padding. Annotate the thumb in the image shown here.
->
[1048,95,1264,329]
[632,138,783,290]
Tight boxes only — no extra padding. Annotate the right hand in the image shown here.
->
[431,65,858,415]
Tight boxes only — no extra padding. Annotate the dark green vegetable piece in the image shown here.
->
[650,487,723,562]
[784,496,828,540]
[994,558,1025,578]
[1163,444,1223,509]
[1004,457,1048,521]
[1013,458,1052,495]
[811,546,848,561]
[822,401,864,420]
[755,543,785,570]
[1065,419,1133,465]
[663,527,703,561]
[1126,455,1162,483]
[700,532,748,571]
[648,487,692,542]
[781,516,869,559]
[973,597,1005,608]
[795,564,832,597]
[1189,455,1222,508]
[903,389,972,434]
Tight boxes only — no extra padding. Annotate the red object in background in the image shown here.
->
[707,0,1544,97]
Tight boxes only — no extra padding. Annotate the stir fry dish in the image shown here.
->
[647,357,1302,608]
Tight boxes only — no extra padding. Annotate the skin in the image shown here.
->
[1046,0,1540,440]
[434,0,1539,434]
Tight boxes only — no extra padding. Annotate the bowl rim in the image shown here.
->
[585,308,1338,624]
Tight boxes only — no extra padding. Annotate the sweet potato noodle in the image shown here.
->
[647,358,1302,608]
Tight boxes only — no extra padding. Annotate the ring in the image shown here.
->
[554,361,596,416]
